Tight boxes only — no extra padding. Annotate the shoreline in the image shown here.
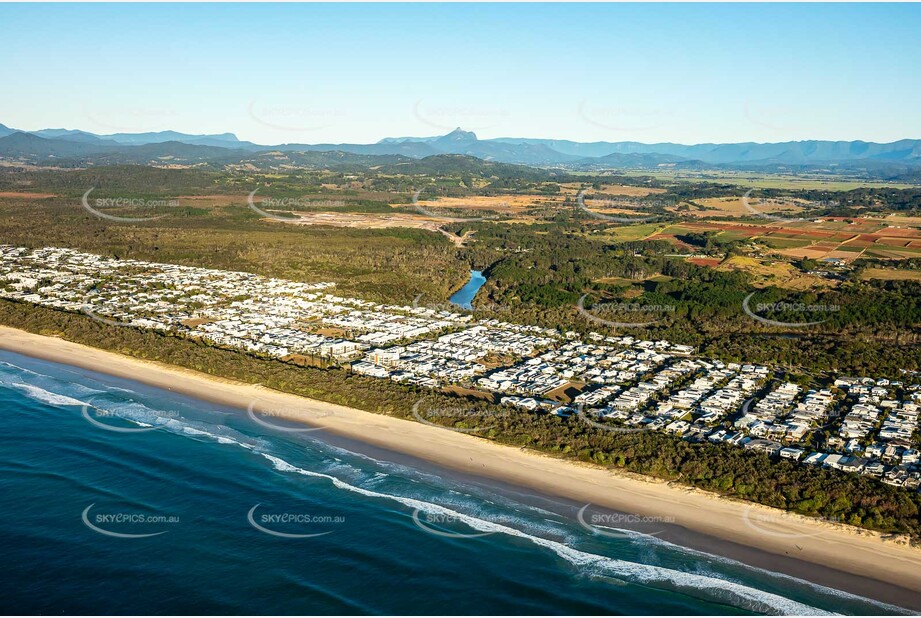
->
[2,325,921,610]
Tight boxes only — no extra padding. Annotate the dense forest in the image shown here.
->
[2,163,919,376]
[461,222,921,375]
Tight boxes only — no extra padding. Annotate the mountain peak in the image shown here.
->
[446,127,477,140]
[432,128,478,150]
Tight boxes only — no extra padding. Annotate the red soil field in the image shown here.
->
[687,257,722,267]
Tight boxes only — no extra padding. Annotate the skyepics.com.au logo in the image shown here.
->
[577,294,674,328]
[247,400,332,433]
[411,508,514,540]
[743,99,812,136]
[83,104,180,134]
[247,504,343,539]
[411,188,500,223]
[246,189,309,221]
[411,292,465,314]
[412,100,510,133]
[410,292,514,316]
[80,304,134,328]
[81,403,180,434]
[577,99,673,134]
[739,397,756,417]
[248,100,347,132]
[411,398,507,434]
[81,188,173,223]
[576,504,673,539]
[741,505,843,540]
[740,189,802,224]
[575,190,657,224]
[264,197,345,209]
[574,404,652,435]
[742,293,839,328]
[82,504,178,539]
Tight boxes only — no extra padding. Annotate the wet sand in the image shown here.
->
[2,325,920,610]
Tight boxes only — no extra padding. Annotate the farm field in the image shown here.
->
[0,191,57,199]
[560,182,667,197]
[594,273,672,285]
[885,214,921,227]
[410,194,554,215]
[646,217,921,263]
[673,196,809,218]
[716,255,835,290]
[590,222,670,242]
[580,196,659,217]
[276,211,449,231]
[859,268,921,281]
[620,169,920,190]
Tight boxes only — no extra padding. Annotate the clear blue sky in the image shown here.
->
[2,3,919,145]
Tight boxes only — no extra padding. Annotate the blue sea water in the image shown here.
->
[450,270,487,310]
[0,350,910,615]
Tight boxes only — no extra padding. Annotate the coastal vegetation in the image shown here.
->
[1,164,920,377]
[1,298,919,542]
[2,159,920,541]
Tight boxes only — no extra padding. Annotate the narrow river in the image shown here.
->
[449,270,486,310]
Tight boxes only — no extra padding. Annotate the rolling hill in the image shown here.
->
[1,121,919,175]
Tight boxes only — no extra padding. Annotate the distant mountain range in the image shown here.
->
[1,122,919,177]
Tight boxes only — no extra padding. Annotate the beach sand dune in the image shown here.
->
[1,325,920,608]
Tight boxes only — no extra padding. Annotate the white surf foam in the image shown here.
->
[0,359,42,375]
[161,419,269,451]
[258,452,832,615]
[11,383,90,408]
[602,524,911,614]
[109,408,889,615]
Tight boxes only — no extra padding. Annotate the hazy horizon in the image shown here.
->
[6,122,921,148]
[2,3,920,145]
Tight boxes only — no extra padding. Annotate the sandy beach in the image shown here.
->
[2,324,921,608]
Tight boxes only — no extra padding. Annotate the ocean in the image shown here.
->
[0,350,909,615]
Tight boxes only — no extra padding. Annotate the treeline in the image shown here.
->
[760,186,921,215]
[674,230,744,253]
[458,222,921,374]
[0,165,225,196]
[1,298,919,541]
[0,193,468,303]
[2,164,918,374]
